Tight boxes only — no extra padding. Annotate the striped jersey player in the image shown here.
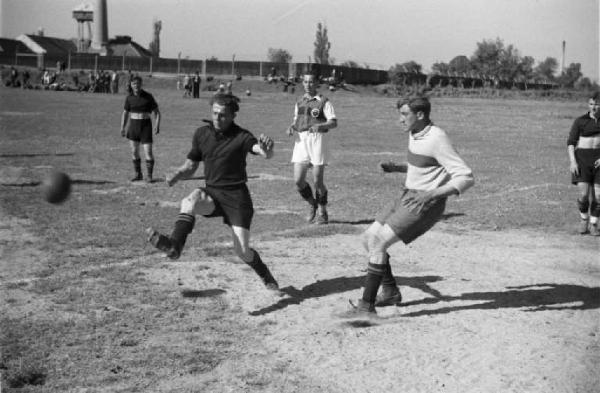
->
[345,95,474,316]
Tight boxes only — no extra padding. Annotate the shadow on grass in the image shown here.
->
[400,283,600,317]
[0,153,74,158]
[1,179,116,187]
[180,288,226,298]
[248,275,444,316]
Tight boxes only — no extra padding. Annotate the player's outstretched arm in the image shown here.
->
[380,161,408,173]
[166,159,199,186]
[253,134,274,159]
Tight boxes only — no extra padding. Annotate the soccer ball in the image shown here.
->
[42,171,71,204]
[245,89,251,96]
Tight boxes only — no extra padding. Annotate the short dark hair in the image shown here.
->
[210,93,240,113]
[396,96,431,118]
[131,75,142,84]
[590,91,600,101]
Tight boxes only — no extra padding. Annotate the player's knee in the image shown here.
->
[181,189,201,214]
[368,250,387,265]
[577,196,590,213]
[365,231,386,254]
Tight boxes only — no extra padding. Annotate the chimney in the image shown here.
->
[91,0,108,52]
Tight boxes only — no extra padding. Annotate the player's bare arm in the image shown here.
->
[153,109,161,134]
[567,145,579,175]
[380,161,408,173]
[309,118,337,133]
[253,134,274,159]
[166,159,199,186]
[120,110,129,137]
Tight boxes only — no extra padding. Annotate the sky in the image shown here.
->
[1,0,598,81]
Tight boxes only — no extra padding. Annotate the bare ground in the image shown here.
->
[2,205,599,393]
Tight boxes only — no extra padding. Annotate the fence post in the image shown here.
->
[122,52,126,71]
[149,57,153,75]
[177,52,181,76]
[231,54,235,78]
[94,54,98,73]
[67,51,71,71]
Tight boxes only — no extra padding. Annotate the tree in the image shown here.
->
[313,22,331,64]
[431,61,451,75]
[448,55,471,74]
[267,48,292,63]
[148,20,162,58]
[470,38,505,77]
[557,63,583,88]
[534,57,558,81]
[388,61,423,85]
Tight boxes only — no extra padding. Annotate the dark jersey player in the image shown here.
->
[146,94,279,290]
[121,76,161,182]
[568,91,600,236]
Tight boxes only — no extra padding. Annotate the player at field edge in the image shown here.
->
[286,71,338,224]
[344,95,474,316]
[568,91,600,236]
[120,76,161,182]
[146,93,279,290]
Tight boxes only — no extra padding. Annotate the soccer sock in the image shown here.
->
[170,213,195,250]
[146,159,155,179]
[316,189,328,206]
[245,249,277,284]
[381,253,397,288]
[133,159,142,176]
[362,263,385,304]
[298,183,316,206]
[590,201,599,223]
[578,197,590,219]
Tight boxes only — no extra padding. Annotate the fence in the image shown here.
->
[0,52,558,90]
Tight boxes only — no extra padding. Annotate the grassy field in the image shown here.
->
[0,80,597,392]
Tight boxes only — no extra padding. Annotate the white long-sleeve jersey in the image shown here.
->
[404,125,474,194]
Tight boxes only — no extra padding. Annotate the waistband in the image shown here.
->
[130,112,151,120]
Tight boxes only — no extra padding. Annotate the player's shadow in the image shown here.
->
[180,288,226,298]
[248,274,444,316]
[71,179,116,185]
[0,153,74,158]
[401,283,600,317]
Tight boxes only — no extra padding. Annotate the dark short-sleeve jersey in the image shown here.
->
[567,113,600,146]
[187,122,258,187]
[124,90,158,113]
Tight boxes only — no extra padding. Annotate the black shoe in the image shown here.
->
[316,209,328,225]
[337,299,377,318]
[131,173,143,182]
[261,270,280,291]
[374,287,402,307]
[146,227,181,260]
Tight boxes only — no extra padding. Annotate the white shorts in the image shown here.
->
[291,131,329,166]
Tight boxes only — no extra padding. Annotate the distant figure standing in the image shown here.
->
[568,91,600,236]
[192,71,201,98]
[120,76,161,182]
[110,71,119,94]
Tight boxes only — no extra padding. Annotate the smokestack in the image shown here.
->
[560,40,566,74]
[91,0,108,52]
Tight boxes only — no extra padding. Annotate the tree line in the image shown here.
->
[265,24,595,90]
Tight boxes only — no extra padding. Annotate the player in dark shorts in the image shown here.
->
[342,96,474,317]
[568,91,600,235]
[120,76,161,182]
[146,93,279,291]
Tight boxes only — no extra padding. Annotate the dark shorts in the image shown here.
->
[127,119,153,144]
[202,184,254,229]
[375,188,446,244]
[572,148,600,185]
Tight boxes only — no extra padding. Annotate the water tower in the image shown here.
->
[72,3,93,52]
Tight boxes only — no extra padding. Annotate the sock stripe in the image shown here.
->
[367,263,386,275]
[176,213,195,224]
